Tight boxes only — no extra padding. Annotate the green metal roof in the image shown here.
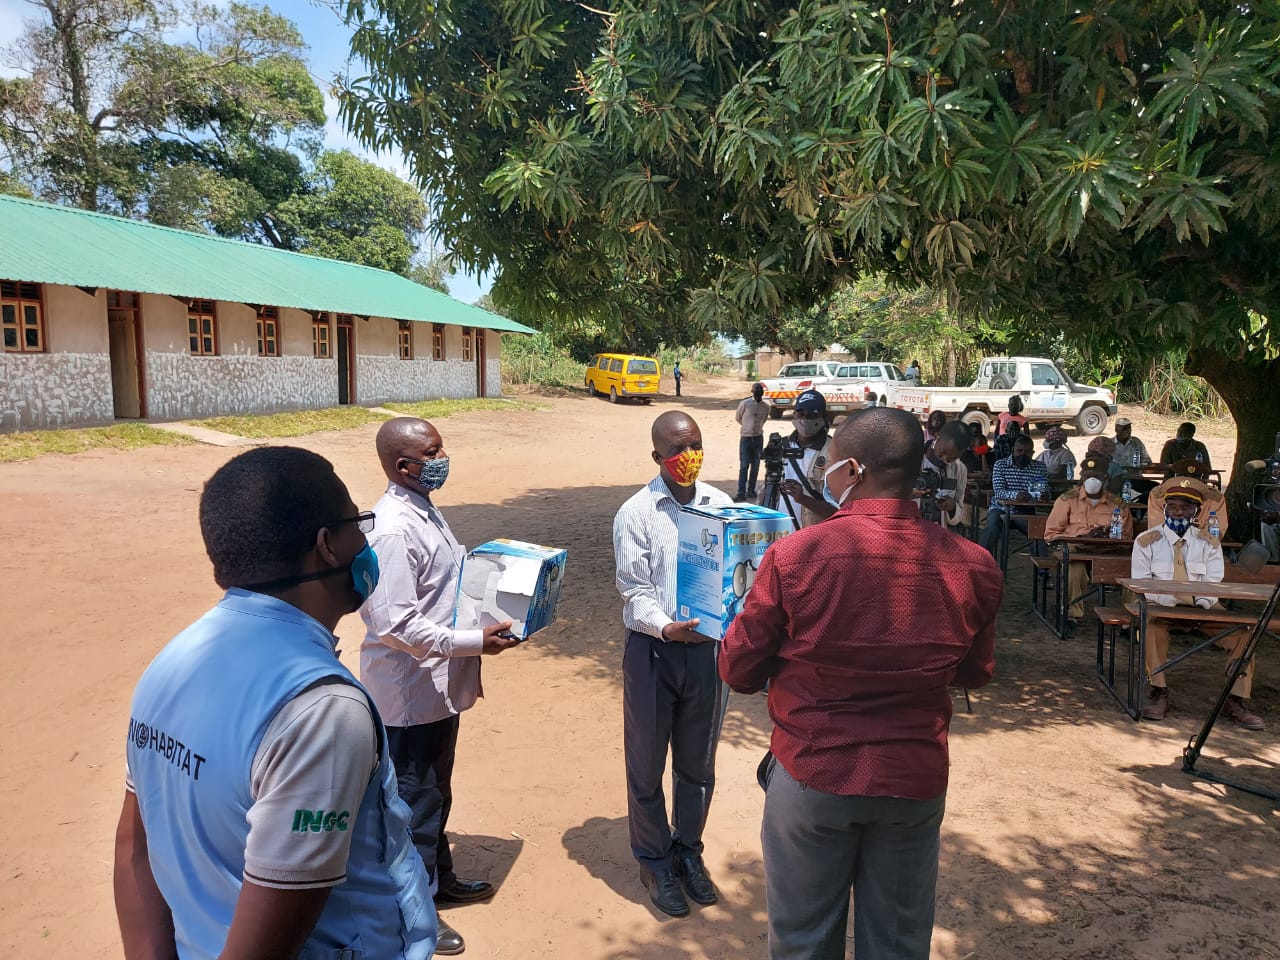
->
[0,194,533,334]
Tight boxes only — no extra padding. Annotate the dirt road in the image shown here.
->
[1,378,1276,959]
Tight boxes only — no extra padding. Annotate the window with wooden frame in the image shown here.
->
[256,306,281,357]
[312,312,332,358]
[187,299,218,356]
[461,326,474,362]
[1,280,46,353]
[397,320,413,360]
[432,323,445,361]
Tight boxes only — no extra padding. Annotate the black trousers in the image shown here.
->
[623,630,727,873]
[386,715,460,891]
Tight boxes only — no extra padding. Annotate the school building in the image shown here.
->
[0,194,533,431]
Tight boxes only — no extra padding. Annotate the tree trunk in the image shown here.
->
[1185,346,1280,543]
[945,338,957,387]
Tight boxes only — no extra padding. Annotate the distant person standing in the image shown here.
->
[613,411,733,917]
[721,407,1000,960]
[735,382,770,501]
[904,359,921,384]
[995,395,1028,437]
[673,361,683,397]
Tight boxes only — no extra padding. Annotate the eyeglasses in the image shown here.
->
[327,511,376,534]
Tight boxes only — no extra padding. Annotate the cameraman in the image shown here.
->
[778,390,837,528]
[915,422,971,530]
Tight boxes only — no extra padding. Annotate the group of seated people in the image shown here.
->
[917,404,1269,733]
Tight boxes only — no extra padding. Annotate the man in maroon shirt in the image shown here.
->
[720,406,1001,960]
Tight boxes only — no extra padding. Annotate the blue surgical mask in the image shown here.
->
[408,456,450,492]
[350,543,380,602]
[1166,516,1192,536]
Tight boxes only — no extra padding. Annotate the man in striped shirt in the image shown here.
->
[979,433,1049,556]
[612,411,734,918]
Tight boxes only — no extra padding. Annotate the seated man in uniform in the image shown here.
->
[1147,460,1227,531]
[1131,484,1264,730]
[1045,456,1132,635]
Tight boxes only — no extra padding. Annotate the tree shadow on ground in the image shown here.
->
[935,766,1280,959]
[562,814,770,959]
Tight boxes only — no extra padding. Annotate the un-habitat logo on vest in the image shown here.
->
[292,809,351,833]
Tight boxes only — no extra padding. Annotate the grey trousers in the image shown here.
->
[623,630,727,873]
[761,757,946,960]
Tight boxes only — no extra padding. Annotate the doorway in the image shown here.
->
[106,290,145,418]
[475,329,487,397]
[336,315,355,405]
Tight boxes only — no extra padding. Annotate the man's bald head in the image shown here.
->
[652,411,700,456]
[375,417,444,486]
[832,407,924,498]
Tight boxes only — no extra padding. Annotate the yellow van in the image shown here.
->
[585,353,661,404]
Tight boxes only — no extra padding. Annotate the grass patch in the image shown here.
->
[189,407,390,439]
[0,423,194,463]
[383,398,543,419]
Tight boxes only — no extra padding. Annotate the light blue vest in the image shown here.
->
[127,589,435,960]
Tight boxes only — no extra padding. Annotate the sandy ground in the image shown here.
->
[1,378,1277,959]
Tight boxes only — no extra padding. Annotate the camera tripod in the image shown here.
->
[1181,577,1280,801]
[760,462,814,530]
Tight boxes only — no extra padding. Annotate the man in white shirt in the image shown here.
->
[916,421,970,529]
[778,389,837,528]
[613,411,734,918]
[1131,484,1264,730]
[360,417,521,955]
[1113,417,1152,468]
[735,382,771,501]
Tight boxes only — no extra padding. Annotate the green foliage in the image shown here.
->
[657,342,730,378]
[0,423,192,462]
[500,332,588,388]
[1135,352,1229,421]
[190,406,389,438]
[409,253,455,294]
[382,398,542,417]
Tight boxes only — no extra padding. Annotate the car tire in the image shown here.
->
[1075,405,1107,436]
[642,397,653,405]
[609,387,619,404]
[587,381,597,397]
[990,374,1015,390]
[961,409,992,436]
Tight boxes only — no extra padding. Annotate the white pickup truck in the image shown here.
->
[760,360,842,418]
[817,361,910,415]
[891,356,1118,435]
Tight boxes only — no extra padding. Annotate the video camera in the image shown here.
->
[1245,431,1280,516]
[761,432,805,477]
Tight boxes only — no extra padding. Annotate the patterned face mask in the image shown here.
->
[661,448,704,487]
[1166,516,1192,536]
[405,456,450,492]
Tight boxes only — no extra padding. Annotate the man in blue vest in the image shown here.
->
[114,446,435,960]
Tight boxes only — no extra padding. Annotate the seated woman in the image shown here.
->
[995,395,1028,437]
[1036,426,1077,480]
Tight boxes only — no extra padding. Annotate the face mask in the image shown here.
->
[821,458,863,508]
[795,416,824,438]
[662,448,703,487]
[349,543,380,604]
[408,456,450,492]
[1083,477,1104,496]
[1013,453,1032,468]
[1166,516,1192,536]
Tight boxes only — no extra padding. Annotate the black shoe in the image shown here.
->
[435,917,465,955]
[677,854,718,905]
[436,877,495,905]
[641,869,690,917]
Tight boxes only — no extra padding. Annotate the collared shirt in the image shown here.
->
[783,434,833,528]
[720,498,1001,800]
[1113,437,1151,467]
[359,483,485,727]
[1037,445,1077,480]
[1045,486,1132,540]
[1147,477,1228,532]
[613,475,734,639]
[1131,524,1223,608]
[990,455,1049,507]
[735,397,771,437]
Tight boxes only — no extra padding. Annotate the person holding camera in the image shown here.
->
[777,390,837,528]
[916,422,971,529]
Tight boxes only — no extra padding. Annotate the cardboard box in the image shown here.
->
[676,504,794,640]
[455,539,567,640]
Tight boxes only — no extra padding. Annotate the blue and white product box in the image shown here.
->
[455,539,567,641]
[676,504,793,641]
